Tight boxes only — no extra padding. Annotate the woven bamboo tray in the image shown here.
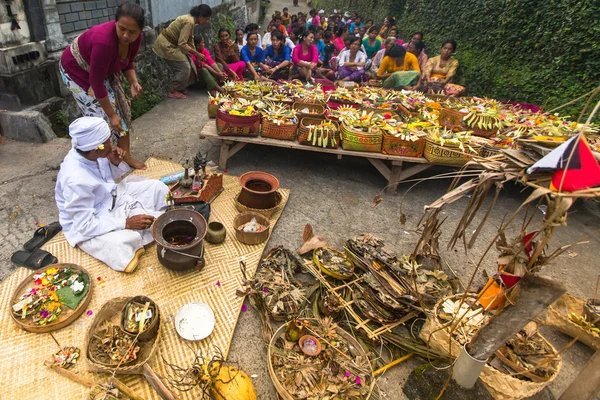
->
[382,133,426,157]
[424,140,479,166]
[293,101,325,120]
[420,294,561,400]
[340,123,382,153]
[10,264,92,333]
[267,321,376,399]
[261,117,298,141]
[216,109,260,137]
[546,293,600,350]
[297,117,340,148]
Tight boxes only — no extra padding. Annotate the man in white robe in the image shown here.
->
[55,117,169,272]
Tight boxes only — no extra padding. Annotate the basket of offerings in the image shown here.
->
[420,294,561,400]
[293,101,325,120]
[216,99,261,137]
[268,318,376,399]
[328,87,362,109]
[298,117,340,148]
[440,98,507,138]
[326,105,358,122]
[424,129,480,166]
[546,293,600,350]
[263,92,294,106]
[260,103,298,141]
[207,92,233,119]
[339,110,384,153]
[381,121,430,157]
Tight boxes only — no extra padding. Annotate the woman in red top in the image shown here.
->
[60,2,145,169]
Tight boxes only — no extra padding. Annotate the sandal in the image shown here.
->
[11,248,58,270]
[23,222,62,251]
[168,92,187,99]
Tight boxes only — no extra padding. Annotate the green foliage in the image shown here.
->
[318,0,600,118]
[214,14,234,44]
[260,1,270,24]
[52,110,70,138]
[123,74,162,120]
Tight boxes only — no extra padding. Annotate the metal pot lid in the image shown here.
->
[175,302,215,341]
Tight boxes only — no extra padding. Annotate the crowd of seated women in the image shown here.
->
[154,6,465,99]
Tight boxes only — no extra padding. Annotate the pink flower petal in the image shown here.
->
[263,288,269,293]
[216,281,221,287]
[344,372,351,378]
[241,304,248,312]
[86,310,93,316]
[355,376,361,385]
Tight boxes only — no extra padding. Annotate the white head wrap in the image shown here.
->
[344,11,351,18]
[318,9,324,14]
[69,117,111,152]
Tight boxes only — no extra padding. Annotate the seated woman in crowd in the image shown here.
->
[378,16,396,39]
[258,32,291,81]
[368,37,396,78]
[292,29,319,82]
[406,39,427,72]
[213,28,246,80]
[337,37,367,83]
[362,26,382,59]
[241,32,264,80]
[191,35,227,94]
[262,23,275,49]
[422,40,465,96]
[333,26,348,56]
[243,23,262,48]
[377,45,420,89]
[235,28,244,51]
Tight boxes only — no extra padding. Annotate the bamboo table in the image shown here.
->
[200,123,434,194]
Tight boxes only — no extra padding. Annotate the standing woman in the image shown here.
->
[60,2,146,169]
[337,37,367,82]
[240,32,265,80]
[153,4,212,100]
[213,28,246,80]
[292,29,318,83]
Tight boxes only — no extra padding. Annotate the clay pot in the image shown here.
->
[152,209,207,271]
[205,221,226,244]
[238,171,280,209]
[298,335,322,357]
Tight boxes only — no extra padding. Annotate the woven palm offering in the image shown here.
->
[424,128,480,166]
[546,293,600,350]
[380,120,432,157]
[298,118,340,148]
[207,92,233,119]
[339,110,388,152]
[216,98,261,137]
[420,294,561,400]
[260,102,298,141]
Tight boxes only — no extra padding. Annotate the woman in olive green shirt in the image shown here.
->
[153,5,212,99]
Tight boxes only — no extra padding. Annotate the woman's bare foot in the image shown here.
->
[124,153,147,170]
[168,91,187,99]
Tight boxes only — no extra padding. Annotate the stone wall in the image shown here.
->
[55,0,118,35]
[0,0,31,47]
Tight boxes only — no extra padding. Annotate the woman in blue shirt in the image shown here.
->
[240,32,264,80]
[258,31,291,81]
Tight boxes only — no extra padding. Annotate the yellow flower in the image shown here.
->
[46,268,58,275]
[41,278,49,285]
[97,144,105,150]
[47,301,61,312]
[49,292,59,301]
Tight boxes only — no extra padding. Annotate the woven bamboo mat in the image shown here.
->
[0,158,289,399]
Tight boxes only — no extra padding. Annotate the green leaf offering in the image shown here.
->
[56,273,90,310]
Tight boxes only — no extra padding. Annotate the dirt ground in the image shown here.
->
[1,2,599,397]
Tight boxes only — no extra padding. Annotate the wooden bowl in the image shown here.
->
[10,263,92,333]
[234,212,270,245]
[298,335,322,356]
[120,295,160,342]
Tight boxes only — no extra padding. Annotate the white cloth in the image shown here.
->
[285,37,296,51]
[262,32,272,49]
[70,116,111,151]
[55,148,169,271]
[337,48,367,70]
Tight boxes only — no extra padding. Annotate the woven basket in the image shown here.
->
[85,297,161,374]
[479,145,502,158]
[235,190,283,218]
[298,117,340,148]
[234,212,270,245]
[267,321,376,400]
[216,109,260,137]
[420,294,561,400]
[120,295,160,342]
[261,117,298,141]
[424,140,479,166]
[293,101,325,120]
[546,293,600,350]
[382,132,426,157]
[439,107,498,138]
[340,123,382,152]
[208,103,218,119]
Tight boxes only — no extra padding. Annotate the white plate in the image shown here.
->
[175,302,215,341]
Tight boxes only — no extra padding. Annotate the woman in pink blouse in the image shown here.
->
[292,29,318,82]
[60,2,145,169]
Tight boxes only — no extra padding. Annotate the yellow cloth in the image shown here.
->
[153,15,195,62]
[425,55,459,81]
[377,52,420,76]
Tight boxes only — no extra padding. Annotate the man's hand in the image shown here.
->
[125,214,155,230]
[108,147,126,166]
[109,113,122,131]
